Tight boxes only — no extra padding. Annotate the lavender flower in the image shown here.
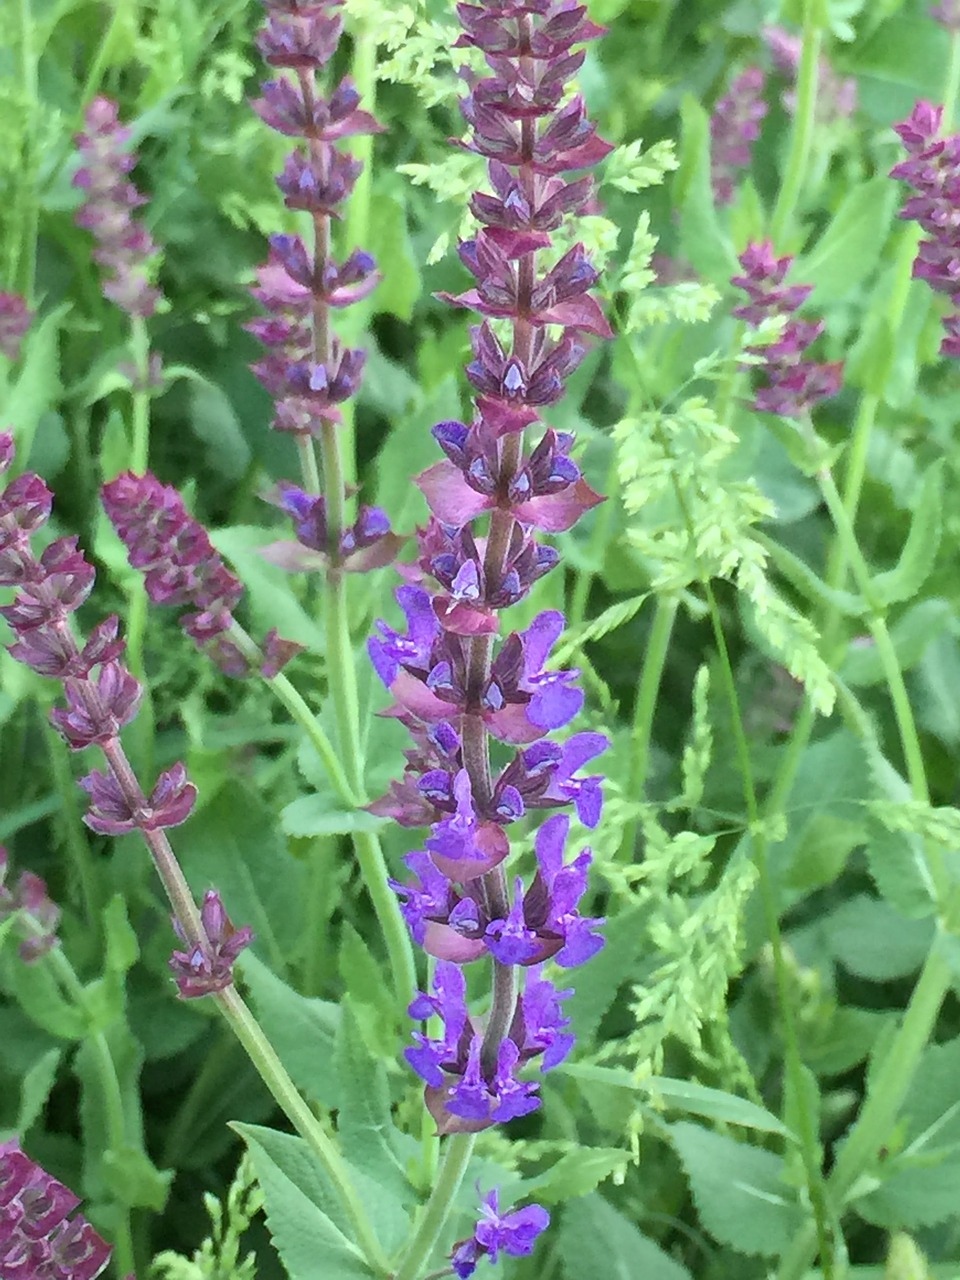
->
[169,890,254,999]
[0,292,33,362]
[931,1,960,29]
[1,433,250,998]
[0,847,61,961]
[73,97,162,317]
[101,470,301,676]
[890,101,960,356]
[762,25,857,122]
[0,1139,112,1280]
[248,0,397,571]
[710,67,768,206]
[449,1188,549,1278]
[370,0,609,1136]
[732,241,843,417]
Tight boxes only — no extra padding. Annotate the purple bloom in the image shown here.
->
[0,292,33,362]
[932,0,960,29]
[169,890,254,998]
[732,240,843,416]
[80,762,197,835]
[762,25,857,121]
[73,97,162,317]
[0,849,61,962]
[260,481,400,573]
[710,67,768,205]
[0,1139,112,1280]
[450,1188,550,1278]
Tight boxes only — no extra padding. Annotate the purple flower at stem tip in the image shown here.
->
[169,890,254,999]
[449,1187,550,1278]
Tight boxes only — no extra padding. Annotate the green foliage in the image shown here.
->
[152,1156,263,1280]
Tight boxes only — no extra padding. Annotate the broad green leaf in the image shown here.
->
[761,534,866,618]
[367,193,421,322]
[805,1007,895,1077]
[560,1193,692,1280]
[234,1123,373,1280]
[241,953,341,1110]
[827,894,934,981]
[675,96,738,282]
[338,922,400,1058]
[187,377,252,481]
[870,462,943,608]
[102,1145,173,1212]
[281,795,385,839]
[334,1000,412,1207]
[801,177,897,308]
[646,1078,789,1137]
[3,305,69,473]
[849,15,948,98]
[175,781,308,973]
[669,1121,804,1257]
[6,946,86,1040]
[864,750,937,920]
[16,1048,62,1135]
[786,813,863,894]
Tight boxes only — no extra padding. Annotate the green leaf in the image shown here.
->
[175,781,308,973]
[786,813,863,894]
[564,904,650,1045]
[103,895,140,975]
[367,193,421,322]
[338,923,399,1058]
[870,462,943,608]
[646,1078,789,1137]
[102,1145,173,1212]
[827,894,934,981]
[805,1007,895,1077]
[209,525,325,652]
[668,1121,804,1257]
[842,599,953,687]
[761,534,866,618]
[560,1193,692,1280]
[523,1147,629,1204]
[234,1123,374,1280]
[334,1000,412,1207]
[6,945,86,1040]
[801,177,897,308]
[864,751,937,919]
[675,96,738,282]
[241,953,341,1110]
[2,305,69,471]
[187,377,252,481]
[16,1047,62,1135]
[280,795,385,838]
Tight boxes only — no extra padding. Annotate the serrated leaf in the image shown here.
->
[523,1148,629,1204]
[241,953,341,1110]
[827,895,934,981]
[16,1047,61,1134]
[560,1193,692,1280]
[234,1123,373,1280]
[554,594,649,664]
[338,922,399,1057]
[870,462,943,608]
[669,1122,804,1257]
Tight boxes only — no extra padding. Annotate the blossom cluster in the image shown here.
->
[710,67,768,206]
[931,0,960,30]
[101,470,300,677]
[732,240,843,417]
[0,846,61,961]
[449,1188,549,1278]
[890,101,960,356]
[0,292,33,362]
[248,0,397,569]
[0,1139,111,1280]
[73,96,163,318]
[370,0,609,1137]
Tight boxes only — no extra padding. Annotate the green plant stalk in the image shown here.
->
[616,594,678,862]
[43,720,101,934]
[13,0,39,298]
[301,835,336,997]
[769,0,822,245]
[123,317,155,776]
[79,0,134,105]
[700,579,835,1278]
[217,984,392,1277]
[43,944,136,1280]
[394,1134,477,1280]
[945,28,960,131]
[161,1030,237,1167]
[776,946,952,1280]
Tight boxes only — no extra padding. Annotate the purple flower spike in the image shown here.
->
[73,97,162,317]
[0,1140,112,1280]
[0,293,33,361]
[450,1188,550,1278]
[710,67,768,205]
[169,889,253,998]
[732,240,843,416]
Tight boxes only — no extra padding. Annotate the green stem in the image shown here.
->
[394,1135,477,1280]
[43,720,101,934]
[944,28,960,131]
[776,947,952,1280]
[13,0,39,299]
[216,984,391,1277]
[616,595,678,861]
[701,580,835,1277]
[44,946,136,1280]
[302,837,336,997]
[124,317,155,776]
[769,0,822,244]
[353,828,418,1008]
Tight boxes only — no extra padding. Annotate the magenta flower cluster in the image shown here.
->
[732,241,843,417]
[710,67,768,206]
[0,847,61,962]
[101,471,300,677]
[449,1187,549,1277]
[0,292,33,362]
[73,96,162,317]
[169,889,254,998]
[369,0,609,1137]
[890,101,960,356]
[248,0,397,569]
[0,1139,111,1280]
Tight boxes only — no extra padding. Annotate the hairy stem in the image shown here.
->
[393,1134,477,1280]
